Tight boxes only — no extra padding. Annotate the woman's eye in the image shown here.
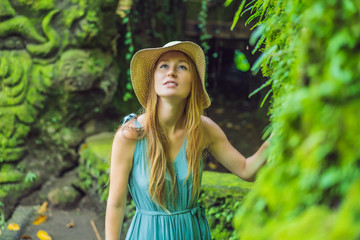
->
[179,65,188,70]
[160,64,168,69]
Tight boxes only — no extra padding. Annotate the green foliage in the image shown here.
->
[122,17,135,102]
[232,0,360,239]
[0,201,4,232]
[233,50,250,72]
[78,134,113,202]
[26,9,61,57]
[122,198,136,233]
[78,147,110,202]
[0,170,23,183]
[198,0,211,54]
[24,171,37,183]
[199,171,252,239]
[199,193,240,240]
[230,0,246,31]
[16,0,55,11]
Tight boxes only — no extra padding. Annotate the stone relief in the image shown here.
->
[0,0,119,218]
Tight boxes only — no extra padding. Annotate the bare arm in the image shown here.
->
[203,116,270,182]
[105,125,137,240]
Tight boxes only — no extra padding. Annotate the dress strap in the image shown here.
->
[122,113,137,124]
[122,113,141,128]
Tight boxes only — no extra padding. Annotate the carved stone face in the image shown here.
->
[57,50,98,91]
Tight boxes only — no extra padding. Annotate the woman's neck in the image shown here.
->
[157,98,186,136]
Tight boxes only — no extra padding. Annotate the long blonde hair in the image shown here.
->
[143,52,205,210]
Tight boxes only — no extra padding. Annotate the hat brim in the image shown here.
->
[130,41,211,109]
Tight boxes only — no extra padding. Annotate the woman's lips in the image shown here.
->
[163,80,178,86]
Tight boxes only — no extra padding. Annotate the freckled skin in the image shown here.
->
[154,51,192,102]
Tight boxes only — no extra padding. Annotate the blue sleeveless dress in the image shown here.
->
[123,114,212,240]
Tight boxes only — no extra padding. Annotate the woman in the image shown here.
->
[105,41,270,240]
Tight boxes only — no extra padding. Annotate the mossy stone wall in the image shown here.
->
[0,0,120,220]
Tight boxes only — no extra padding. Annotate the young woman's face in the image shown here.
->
[153,51,192,103]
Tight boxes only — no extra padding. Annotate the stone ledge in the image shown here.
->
[1,206,35,240]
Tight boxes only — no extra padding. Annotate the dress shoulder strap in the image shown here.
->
[122,113,146,168]
[122,113,142,128]
[122,113,137,124]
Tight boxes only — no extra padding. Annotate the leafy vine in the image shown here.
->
[122,14,135,102]
[198,0,211,55]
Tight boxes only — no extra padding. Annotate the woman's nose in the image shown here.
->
[167,67,177,77]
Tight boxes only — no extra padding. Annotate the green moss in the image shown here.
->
[0,147,26,163]
[0,0,15,18]
[27,9,60,57]
[0,0,120,223]
[82,132,114,160]
[0,114,15,139]
[62,6,85,27]
[233,0,360,238]
[16,0,55,11]
[199,171,252,239]
[202,171,252,197]
[48,185,81,205]
[0,189,7,199]
[0,16,46,43]
[0,172,23,183]
[78,132,113,201]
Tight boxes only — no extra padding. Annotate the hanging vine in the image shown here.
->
[198,0,211,55]
[122,15,135,102]
[116,0,135,102]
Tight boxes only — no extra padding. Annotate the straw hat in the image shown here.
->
[130,41,211,109]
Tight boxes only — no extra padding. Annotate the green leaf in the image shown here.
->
[25,171,37,183]
[251,45,277,74]
[234,50,250,72]
[125,53,132,60]
[249,79,272,98]
[123,92,133,102]
[250,24,265,46]
[224,0,233,7]
[260,0,271,21]
[129,46,134,53]
[125,32,132,38]
[319,167,341,189]
[126,82,133,90]
[231,0,247,31]
[260,89,272,107]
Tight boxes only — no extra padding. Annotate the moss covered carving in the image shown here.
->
[0,0,120,221]
[0,51,34,163]
[0,16,46,43]
[26,9,60,58]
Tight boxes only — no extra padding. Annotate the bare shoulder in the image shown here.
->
[111,119,139,170]
[201,115,217,128]
[114,119,139,146]
[201,115,225,147]
[201,115,223,133]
